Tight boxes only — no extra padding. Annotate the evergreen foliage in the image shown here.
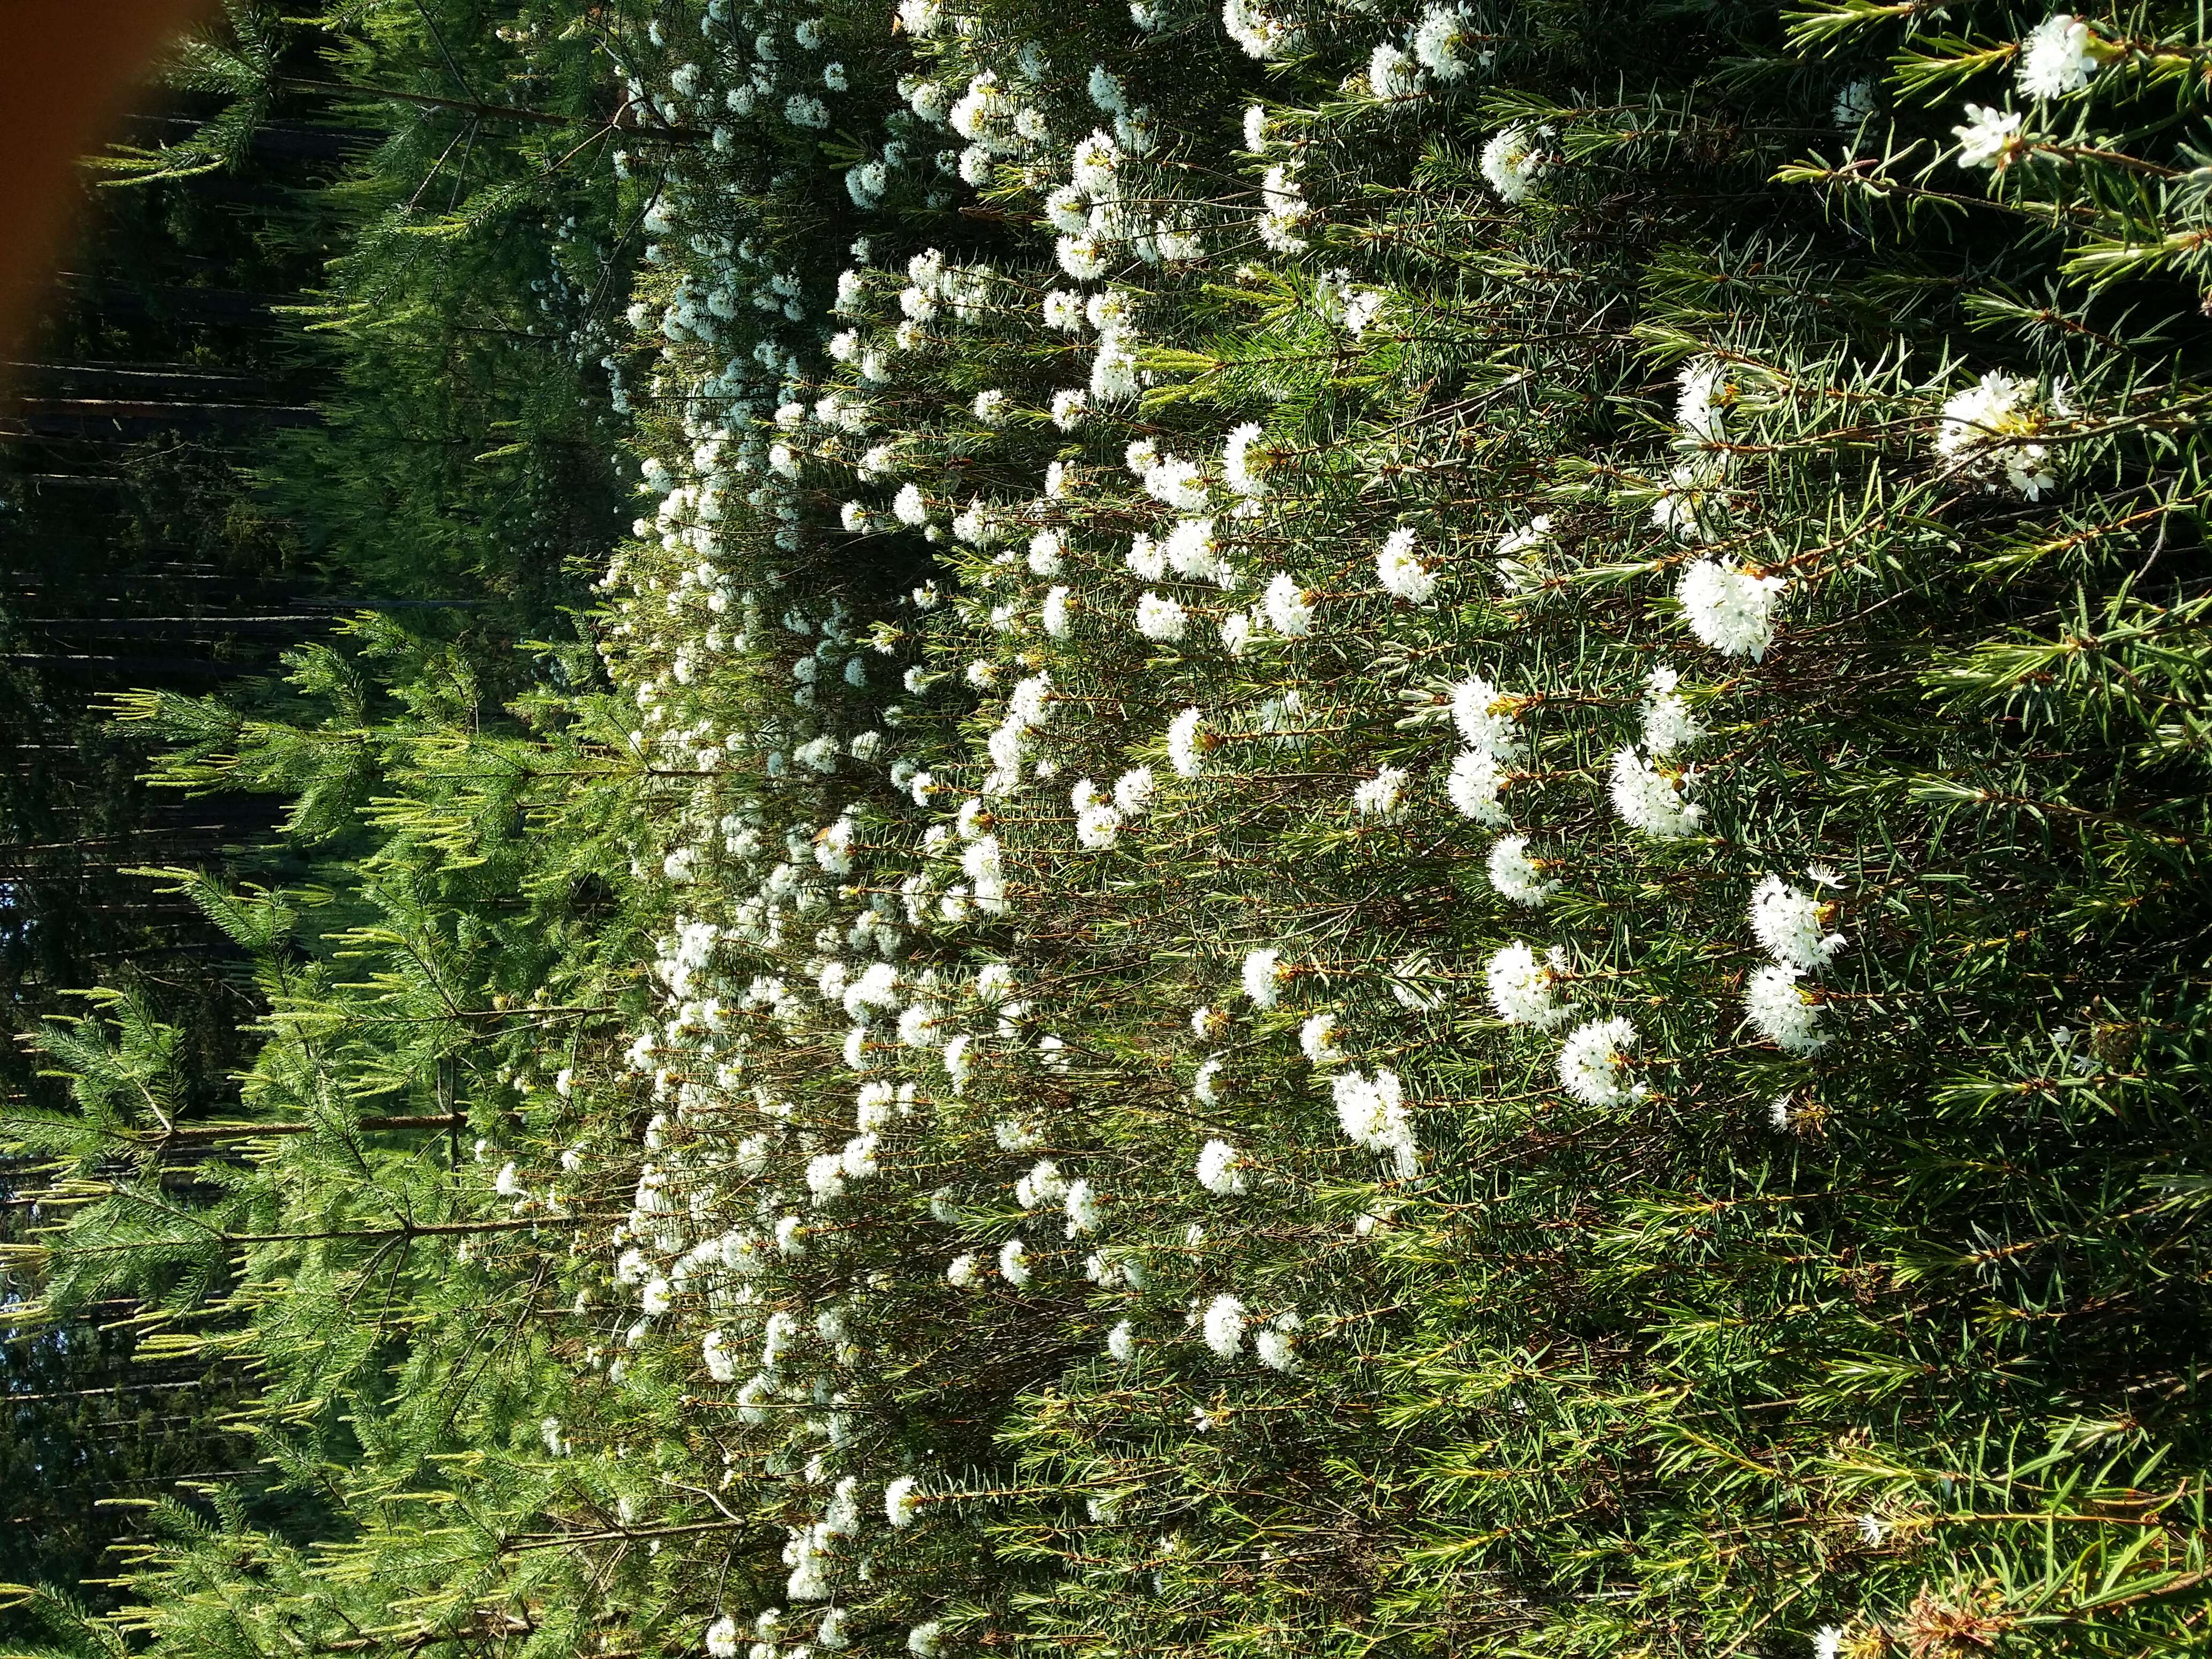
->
[9,0,2212,1657]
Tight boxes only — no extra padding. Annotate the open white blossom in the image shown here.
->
[1369,41,1425,99]
[1376,527,1437,603]
[1452,674,1523,758]
[1202,1293,1247,1358]
[1935,370,2059,498]
[1300,1012,1346,1067]
[2019,15,2097,99]
[1254,1312,1301,1372]
[1746,964,1829,1053]
[1332,1068,1416,1176]
[1413,4,1489,80]
[1262,573,1314,636]
[1224,422,1269,497]
[1352,766,1409,819]
[1447,748,1509,826]
[884,1475,922,1527]
[1484,940,1573,1028]
[1751,875,1846,971]
[1480,124,1547,200]
[1608,748,1703,838]
[1557,1017,1641,1107]
[1953,102,2027,169]
[997,1237,1032,1287]
[1135,591,1189,642]
[1241,946,1287,1007]
[1641,666,1704,756]
[1064,1177,1103,1235]
[1167,707,1212,778]
[1678,558,1784,660]
[1489,834,1557,905]
[1195,1138,1249,1195]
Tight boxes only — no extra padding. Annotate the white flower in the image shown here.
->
[1050,387,1088,429]
[1750,875,1846,971]
[973,388,1009,425]
[1135,591,1189,642]
[1145,453,1210,513]
[1107,1319,1137,1363]
[1262,572,1314,636]
[1223,0,1304,59]
[885,1474,922,1527]
[998,1237,1032,1287]
[1452,674,1523,758]
[1076,802,1123,849]
[1640,665,1704,756]
[1557,1017,1640,1107]
[1608,748,1702,838]
[707,1617,742,1658]
[1043,288,1086,332]
[1489,834,1556,906]
[1369,40,1425,99]
[1331,1068,1416,1176]
[1447,749,1509,826]
[1043,584,1074,639]
[1376,527,1437,603]
[1114,766,1157,815]
[1676,356,1730,441]
[1224,422,1269,497]
[1351,767,1408,819]
[1193,1057,1223,1104]
[1064,1177,1103,1235]
[818,1607,849,1649]
[1485,941,1573,1029]
[1935,370,2059,498]
[1650,457,1729,543]
[1241,947,1288,1007]
[1167,707,1211,778]
[1746,964,1829,1054]
[703,1329,739,1384]
[1814,1628,1846,1659]
[1254,1310,1300,1372]
[1857,1512,1886,1545]
[1057,233,1106,280]
[947,1251,981,1288]
[1678,558,1784,660]
[1195,1138,1249,1195]
[1480,124,1546,201]
[1202,1292,1246,1358]
[1413,5,1487,80]
[1953,101,2027,169]
[1300,1012,1346,1067]
[2019,14,2096,98]
[1163,517,1223,581]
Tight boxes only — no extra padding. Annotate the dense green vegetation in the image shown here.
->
[6,1,2212,1657]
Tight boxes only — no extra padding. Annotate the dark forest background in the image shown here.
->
[1,6,639,1605]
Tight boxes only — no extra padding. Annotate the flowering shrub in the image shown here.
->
[550,0,2212,1641]
[18,2,2212,1658]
